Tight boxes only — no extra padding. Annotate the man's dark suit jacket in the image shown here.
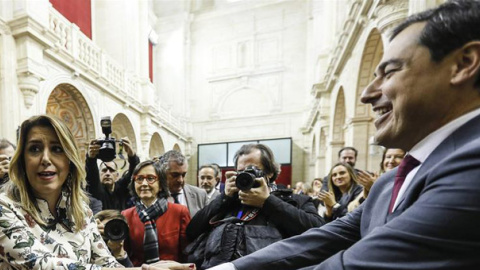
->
[232,114,480,270]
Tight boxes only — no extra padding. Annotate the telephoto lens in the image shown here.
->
[104,219,129,241]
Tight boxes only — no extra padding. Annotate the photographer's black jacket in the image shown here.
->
[186,190,325,269]
[85,154,139,211]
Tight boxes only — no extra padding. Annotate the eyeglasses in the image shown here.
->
[134,174,158,184]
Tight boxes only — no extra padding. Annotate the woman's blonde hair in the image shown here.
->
[3,115,89,232]
[327,162,358,200]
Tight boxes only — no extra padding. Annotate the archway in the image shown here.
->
[112,113,137,171]
[46,84,95,159]
[173,143,181,153]
[355,28,384,116]
[149,132,165,158]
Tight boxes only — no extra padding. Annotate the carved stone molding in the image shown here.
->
[374,0,409,34]
[18,73,40,109]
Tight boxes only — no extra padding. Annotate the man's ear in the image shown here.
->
[451,41,480,86]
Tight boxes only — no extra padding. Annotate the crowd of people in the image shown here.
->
[0,114,387,270]
[0,1,479,269]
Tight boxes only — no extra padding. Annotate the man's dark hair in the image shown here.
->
[338,146,358,158]
[390,0,480,87]
[233,143,281,183]
[0,139,16,151]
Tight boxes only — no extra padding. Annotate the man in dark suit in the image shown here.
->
[161,150,207,217]
[198,164,221,204]
[208,1,480,269]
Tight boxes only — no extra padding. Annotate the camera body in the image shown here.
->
[235,165,264,191]
[103,219,129,242]
[97,116,116,162]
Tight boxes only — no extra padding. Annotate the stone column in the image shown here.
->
[9,2,50,111]
[347,116,373,171]
[328,140,345,172]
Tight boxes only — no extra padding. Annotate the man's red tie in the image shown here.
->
[388,154,420,213]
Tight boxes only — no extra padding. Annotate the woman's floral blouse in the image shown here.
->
[0,193,123,269]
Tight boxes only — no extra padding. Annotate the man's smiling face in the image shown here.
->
[361,22,455,150]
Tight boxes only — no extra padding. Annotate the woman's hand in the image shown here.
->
[318,190,336,208]
[357,170,378,193]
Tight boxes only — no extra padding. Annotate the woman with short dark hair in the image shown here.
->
[122,160,191,266]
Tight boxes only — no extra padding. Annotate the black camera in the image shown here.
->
[235,165,264,191]
[97,116,116,162]
[104,219,129,241]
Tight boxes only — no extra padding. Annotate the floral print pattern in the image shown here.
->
[0,193,123,269]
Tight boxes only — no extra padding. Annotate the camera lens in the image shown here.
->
[98,141,116,162]
[104,219,129,241]
[235,172,256,191]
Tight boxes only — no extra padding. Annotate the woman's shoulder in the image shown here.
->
[0,193,18,208]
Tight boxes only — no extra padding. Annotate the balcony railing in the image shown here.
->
[48,7,187,137]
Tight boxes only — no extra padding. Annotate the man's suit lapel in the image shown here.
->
[183,184,192,208]
[392,113,480,216]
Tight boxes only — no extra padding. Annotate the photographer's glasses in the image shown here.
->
[134,174,158,184]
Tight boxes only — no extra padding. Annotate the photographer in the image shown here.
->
[0,138,15,185]
[95,210,133,267]
[185,144,325,269]
[86,136,139,210]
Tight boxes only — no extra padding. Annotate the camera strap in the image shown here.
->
[117,143,127,170]
[209,207,260,226]
[237,208,260,222]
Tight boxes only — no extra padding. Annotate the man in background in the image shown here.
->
[198,164,221,203]
[0,139,15,184]
[161,150,207,217]
[86,137,139,210]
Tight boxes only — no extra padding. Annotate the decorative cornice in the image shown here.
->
[373,0,409,34]
[0,18,11,35]
[8,15,54,48]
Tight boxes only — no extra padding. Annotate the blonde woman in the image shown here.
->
[318,163,362,221]
[0,115,191,270]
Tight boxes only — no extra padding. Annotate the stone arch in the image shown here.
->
[173,143,181,153]
[149,132,165,158]
[112,113,137,169]
[332,87,346,143]
[355,28,384,116]
[46,84,95,159]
